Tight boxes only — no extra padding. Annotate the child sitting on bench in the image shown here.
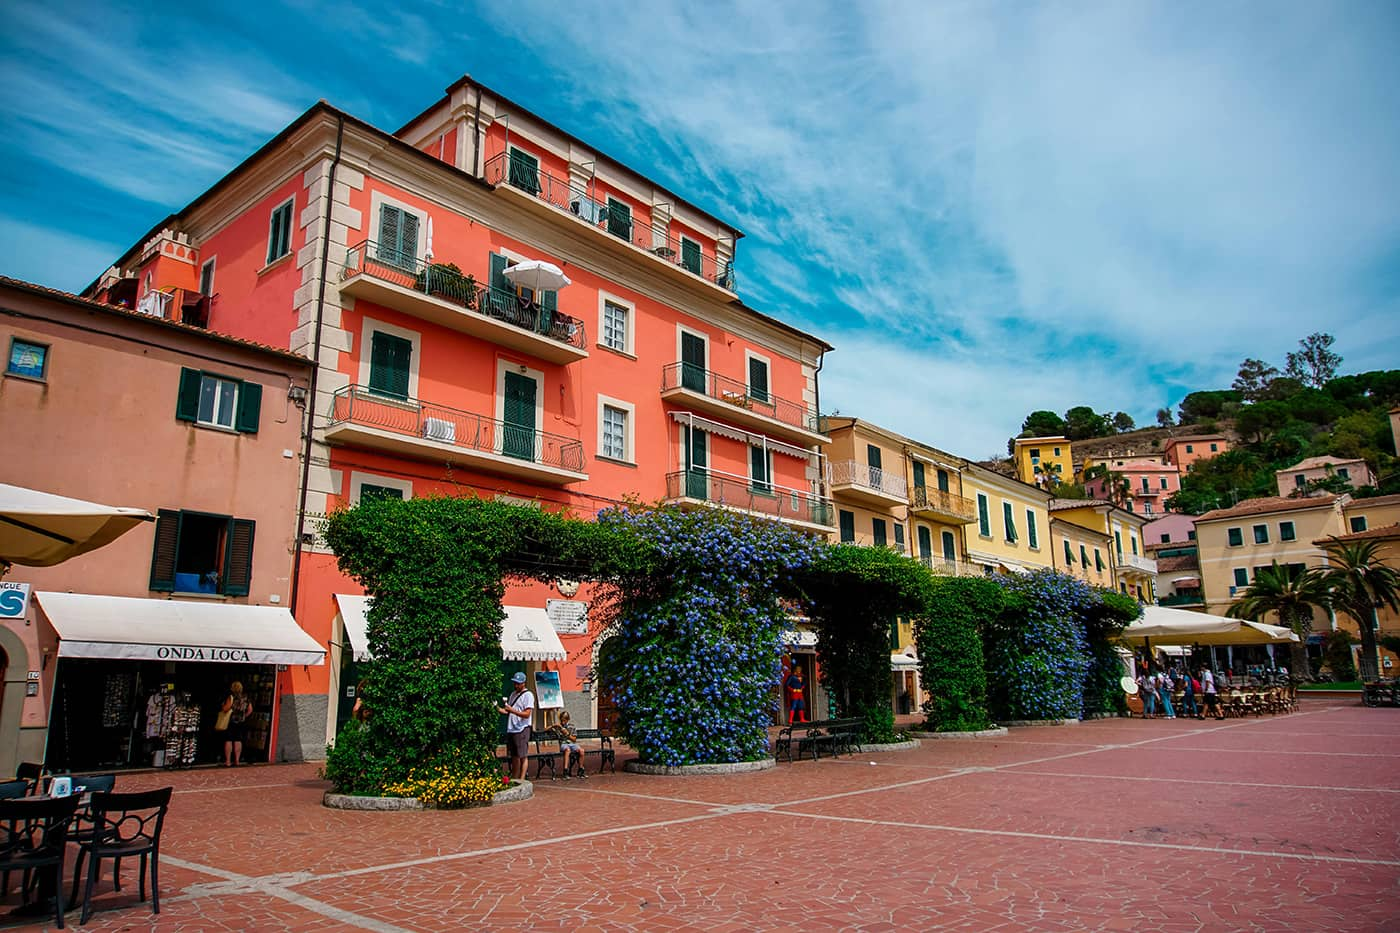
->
[557,711,586,779]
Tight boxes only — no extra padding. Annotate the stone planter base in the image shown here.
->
[998,718,1080,727]
[1082,711,1126,720]
[909,727,1009,739]
[860,739,920,752]
[625,758,775,776]
[322,780,532,810]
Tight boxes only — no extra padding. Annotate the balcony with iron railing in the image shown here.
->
[829,459,908,508]
[910,485,977,524]
[663,470,835,534]
[483,152,737,293]
[917,555,978,576]
[135,287,211,329]
[338,240,588,364]
[659,363,826,447]
[1120,552,1158,575]
[325,385,588,486]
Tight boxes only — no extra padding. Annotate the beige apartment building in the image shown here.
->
[1275,456,1377,497]
[960,465,1055,575]
[1047,499,1156,600]
[1049,516,1115,589]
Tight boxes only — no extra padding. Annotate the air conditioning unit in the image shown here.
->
[422,417,456,444]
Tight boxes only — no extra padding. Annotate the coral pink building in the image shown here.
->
[84,77,833,757]
[1161,435,1230,472]
[1083,458,1181,517]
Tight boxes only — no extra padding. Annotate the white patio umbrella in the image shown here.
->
[502,260,571,294]
[0,483,154,573]
[1121,605,1299,646]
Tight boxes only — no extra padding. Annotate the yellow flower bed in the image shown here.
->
[384,765,509,809]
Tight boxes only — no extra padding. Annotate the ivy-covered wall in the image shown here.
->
[914,577,1000,732]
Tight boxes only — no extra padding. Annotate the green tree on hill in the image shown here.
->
[1021,410,1067,437]
[1233,358,1280,402]
[1286,333,1342,388]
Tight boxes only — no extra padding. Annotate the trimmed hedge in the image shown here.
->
[914,577,999,732]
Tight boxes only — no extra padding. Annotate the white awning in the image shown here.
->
[668,412,812,461]
[781,629,819,647]
[37,592,326,665]
[891,649,920,670]
[334,594,373,662]
[502,606,568,661]
[1001,562,1033,575]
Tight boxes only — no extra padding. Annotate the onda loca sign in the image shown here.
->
[57,641,324,666]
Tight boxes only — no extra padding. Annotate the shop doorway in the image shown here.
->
[593,639,620,734]
[778,653,816,725]
[335,658,362,733]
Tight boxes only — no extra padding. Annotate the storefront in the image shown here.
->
[891,646,921,715]
[36,592,325,772]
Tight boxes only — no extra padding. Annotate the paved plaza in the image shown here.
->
[7,699,1399,932]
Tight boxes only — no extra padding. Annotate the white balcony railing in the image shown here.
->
[829,460,907,498]
[1122,553,1158,574]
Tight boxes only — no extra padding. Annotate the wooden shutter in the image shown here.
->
[176,368,202,422]
[1026,509,1038,549]
[838,510,855,543]
[222,518,256,597]
[377,206,401,264]
[148,509,182,591]
[360,484,405,502]
[607,199,631,240]
[1080,544,1090,567]
[937,469,950,492]
[748,357,769,402]
[867,445,882,469]
[681,238,702,274]
[942,531,957,561]
[235,380,262,434]
[680,332,706,391]
[911,462,925,490]
[917,526,932,559]
[1003,502,1017,541]
[977,495,990,536]
[1064,539,1074,564]
[509,149,539,193]
[502,372,537,460]
[398,212,419,268]
[872,518,887,547]
[369,332,412,399]
[750,446,769,490]
[893,523,905,552]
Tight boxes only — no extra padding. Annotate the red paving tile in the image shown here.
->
[5,701,1397,931]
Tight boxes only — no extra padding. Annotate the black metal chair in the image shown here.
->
[78,787,172,925]
[15,762,43,796]
[0,795,80,929]
[63,775,118,906]
[0,780,28,800]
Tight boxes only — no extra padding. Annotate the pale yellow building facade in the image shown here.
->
[1014,436,1073,489]
[960,464,1054,574]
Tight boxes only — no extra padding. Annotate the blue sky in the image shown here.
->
[2,1,1398,458]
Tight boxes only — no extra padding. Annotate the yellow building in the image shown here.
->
[1048,499,1156,600]
[1013,436,1073,489]
[1049,516,1114,589]
[1312,520,1400,674]
[959,464,1055,574]
[1341,494,1400,537]
[906,440,977,576]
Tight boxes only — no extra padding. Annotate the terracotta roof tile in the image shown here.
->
[1313,523,1400,545]
[1197,494,1340,523]
[1155,554,1200,573]
[1049,498,1112,511]
[1346,494,1400,509]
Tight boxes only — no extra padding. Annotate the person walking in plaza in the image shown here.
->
[1179,666,1201,719]
[1137,669,1156,718]
[497,672,534,782]
[1200,665,1223,720]
[220,681,252,766]
[785,664,808,724]
[1155,669,1176,719]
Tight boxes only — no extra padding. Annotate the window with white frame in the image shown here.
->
[597,395,634,463]
[199,258,216,296]
[266,199,294,265]
[350,472,413,505]
[602,300,629,352]
[197,374,240,429]
[749,444,774,492]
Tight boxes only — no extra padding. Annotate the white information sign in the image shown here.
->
[0,583,31,621]
[546,599,588,635]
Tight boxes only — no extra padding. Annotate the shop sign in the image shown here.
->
[155,646,253,662]
[546,599,587,634]
[0,583,31,621]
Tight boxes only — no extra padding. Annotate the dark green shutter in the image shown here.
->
[509,149,540,193]
[917,526,932,560]
[222,518,255,597]
[149,509,182,591]
[176,368,202,422]
[1095,549,1105,571]
[1003,502,1017,541]
[502,372,537,460]
[977,496,990,536]
[368,332,412,400]
[941,531,957,561]
[872,518,887,547]
[377,206,402,265]
[912,462,925,491]
[889,619,899,651]
[607,199,632,240]
[1064,539,1074,564]
[893,523,905,552]
[1081,544,1090,567]
[398,212,419,269]
[937,469,950,492]
[1026,510,1038,549]
[684,426,708,499]
[680,332,706,392]
[681,238,702,274]
[360,484,404,502]
[838,509,855,543]
[750,446,770,491]
[748,357,769,403]
[235,381,262,433]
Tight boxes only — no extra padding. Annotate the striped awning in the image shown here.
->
[668,412,812,461]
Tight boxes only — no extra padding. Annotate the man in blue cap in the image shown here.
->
[497,671,535,781]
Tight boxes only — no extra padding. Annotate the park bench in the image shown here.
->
[775,717,864,763]
[497,731,562,781]
[571,728,617,774]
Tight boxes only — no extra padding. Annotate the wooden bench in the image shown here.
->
[775,718,864,763]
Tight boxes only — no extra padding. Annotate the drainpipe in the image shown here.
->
[288,115,345,626]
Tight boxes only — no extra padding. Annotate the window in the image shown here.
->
[1253,566,1269,581]
[1210,443,1218,452]
[1080,544,1089,567]
[1114,530,1123,557]
[1002,501,1018,543]
[1279,521,1296,542]
[375,203,420,271]
[1187,530,1197,541]
[1064,539,1074,564]
[937,469,950,492]
[1141,477,1150,492]
[602,301,629,352]
[350,472,412,505]
[867,445,882,486]
[1351,516,1368,533]
[601,404,629,460]
[917,526,932,560]
[1026,509,1039,549]
[839,510,855,543]
[266,199,294,266]
[749,445,774,493]
[977,494,990,537]
[1233,568,1249,588]
[367,331,413,400]
[1094,549,1105,571]
[1227,527,1243,547]
[911,461,926,491]
[199,258,216,296]
[6,338,48,380]
[942,531,957,562]
[680,236,702,275]
[149,509,255,597]
[1185,444,1194,454]
[606,197,632,241]
[175,368,261,433]
[747,354,770,404]
[1029,448,1040,459]
[1131,535,1139,556]
[872,518,887,548]
[507,147,540,194]
[1295,474,1306,488]
[1160,478,1168,489]
[1160,533,1171,544]
[893,523,905,553]
[359,484,404,502]
[1252,524,1269,544]
[1053,447,1061,457]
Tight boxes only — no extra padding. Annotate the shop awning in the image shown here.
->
[1000,562,1033,575]
[334,594,373,662]
[891,648,920,670]
[501,606,567,661]
[781,629,819,647]
[37,592,326,665]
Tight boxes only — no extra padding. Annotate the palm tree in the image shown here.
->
[1317,539,1400,681]
[1228,561,1331,679]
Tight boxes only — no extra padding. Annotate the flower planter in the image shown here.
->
[322,779,532,810]
[625,759,775,776]
[860,739,920,752]
[996,718,1080,727]
[909,727,1009,739]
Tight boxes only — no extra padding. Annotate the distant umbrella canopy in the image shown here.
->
[0,483,153,571]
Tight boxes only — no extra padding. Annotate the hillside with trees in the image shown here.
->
[1008,334,1400,514]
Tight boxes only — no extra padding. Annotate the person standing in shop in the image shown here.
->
[497,672,534,782]
[221,681,252,767]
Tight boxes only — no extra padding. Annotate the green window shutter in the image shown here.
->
[680,331,706,392]
[508,149,540,193]
[235,380,262,434]
[1081,544,1089,567]
[607,199,632,240]
[368,332,412,400]
[222,518,256,597]
[681,238,702,274]
[893,523,905,552]
[748,357,769,402]
[148,509,182,591]
[941,531,956,561]
[398,212,419,268]
[1026,510,1038,549]
[839,510,855,543]
[977,495,990,536]
[1095,549,1104,571]
[889,619,899,652]
[1064,539,1074,564]
[176,368,202,422]
[917,526,932,559]
[377,206,402,265]
[359,484,404,502]
[872,519,887,547]
[502,371,538,460]
[1003,502,1017,541]
[911,462,925,490]
[937,469,950,492]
